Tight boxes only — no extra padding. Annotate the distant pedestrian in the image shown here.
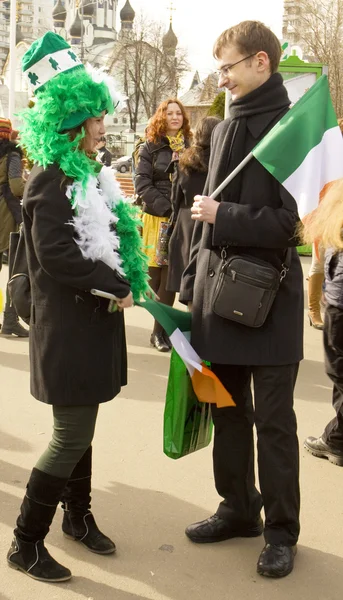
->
[96,136,112,167]
[0,117,28,337]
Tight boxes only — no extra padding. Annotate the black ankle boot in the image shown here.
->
[61,447,116,555]
[1,305,29,337]
[7,537,71,582]
[7,468,71,582]
[62,511,115,554]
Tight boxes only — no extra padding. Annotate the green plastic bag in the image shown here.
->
[164,349,213,459]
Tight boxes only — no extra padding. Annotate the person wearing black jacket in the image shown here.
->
[167,116,221,293]
[96,137,112,167]
[0,117,28,337]
[180,21,303,578]
[135,98,191,351]
[303,180,343,467]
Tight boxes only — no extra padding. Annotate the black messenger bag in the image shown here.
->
[212,248,291,328]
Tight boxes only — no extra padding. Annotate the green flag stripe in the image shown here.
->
[137,298,191,336]
[252,76,337,183]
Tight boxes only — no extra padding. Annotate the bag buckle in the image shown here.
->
[220,247,227,260]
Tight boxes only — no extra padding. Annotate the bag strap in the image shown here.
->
[217,246,292,284]
[279,247,292,282]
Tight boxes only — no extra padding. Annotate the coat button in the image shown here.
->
[209,269,215,277]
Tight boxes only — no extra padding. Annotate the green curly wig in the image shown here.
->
[19,67,116,183]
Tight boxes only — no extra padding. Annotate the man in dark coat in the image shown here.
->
[180,21,303,578]
[96,137,112,167]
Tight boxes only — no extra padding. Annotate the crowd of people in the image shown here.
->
[1,18,343,586]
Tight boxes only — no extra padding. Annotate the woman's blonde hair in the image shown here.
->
[302,179,343,251]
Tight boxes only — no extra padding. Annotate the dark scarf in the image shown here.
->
[215,73,290,202]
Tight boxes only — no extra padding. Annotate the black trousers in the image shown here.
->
[211,362,300,546]
[323,304,343,450]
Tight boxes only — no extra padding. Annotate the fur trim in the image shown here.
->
[66,166,150,301]
[66,172,124,276]
[85,64,125,112]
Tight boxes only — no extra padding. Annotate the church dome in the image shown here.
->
[79,0,95,17]
[69,10,84,40]
[163,23,178,51]
[52,0,67,25]
[120,0,135,22]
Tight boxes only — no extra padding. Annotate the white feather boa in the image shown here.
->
[66,166,128,276]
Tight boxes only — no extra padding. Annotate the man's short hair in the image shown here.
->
[213,20,282,74]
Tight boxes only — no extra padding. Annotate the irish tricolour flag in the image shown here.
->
[140,299,235,408]
[252,75,343,218]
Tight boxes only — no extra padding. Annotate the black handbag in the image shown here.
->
[212,248,291,328]
[7,227,31,325]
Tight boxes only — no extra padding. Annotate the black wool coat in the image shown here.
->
[167,152,209,293]
[134,138,175,217]
[180,113,304,366]
[23,164,131,406]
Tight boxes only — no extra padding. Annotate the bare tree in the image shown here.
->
[293,0,343,115]
[108,14,189,131]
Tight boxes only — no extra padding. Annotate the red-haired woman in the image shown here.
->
[135,98,191,351]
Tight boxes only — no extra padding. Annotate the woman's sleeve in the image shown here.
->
[8,152,25,198]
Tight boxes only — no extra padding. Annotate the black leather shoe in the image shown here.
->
[62,511,116,555]
[150,333,170,352]
[304,436,343,466]
[257,543,297,578]
[185,514,263,543]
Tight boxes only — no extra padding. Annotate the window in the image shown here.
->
[113,117,118,124]
[122,117,127,124]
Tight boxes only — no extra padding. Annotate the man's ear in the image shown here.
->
[255,51,270,72]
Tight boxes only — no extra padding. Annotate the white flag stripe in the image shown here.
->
[169,328,202,378]
[282,126,343,218]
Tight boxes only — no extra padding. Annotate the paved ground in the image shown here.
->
[1,257,342,600]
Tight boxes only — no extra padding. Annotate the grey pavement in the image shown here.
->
[0,257,342,600]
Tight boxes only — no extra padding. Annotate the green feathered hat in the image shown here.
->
[20,32,122,180]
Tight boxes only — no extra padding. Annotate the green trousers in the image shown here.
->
[35,404,99,478]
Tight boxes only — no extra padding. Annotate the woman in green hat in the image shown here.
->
[7,32,149,583]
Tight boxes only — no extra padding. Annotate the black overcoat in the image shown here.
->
[135,139,173,217]
[167,154,209,292]
[180,112,304,366]
[22,164,131,406]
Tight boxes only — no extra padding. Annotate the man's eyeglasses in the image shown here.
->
[217,54,256,78]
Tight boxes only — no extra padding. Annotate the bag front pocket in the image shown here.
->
[212,257,279,327]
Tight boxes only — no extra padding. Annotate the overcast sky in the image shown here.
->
[125,0,285,89]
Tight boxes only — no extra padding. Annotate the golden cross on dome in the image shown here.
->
[167,1,176,23]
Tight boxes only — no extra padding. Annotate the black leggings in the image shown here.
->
[149,266,175,335]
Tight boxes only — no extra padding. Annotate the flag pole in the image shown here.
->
[9,0,17,122]
[210,152,254,200]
